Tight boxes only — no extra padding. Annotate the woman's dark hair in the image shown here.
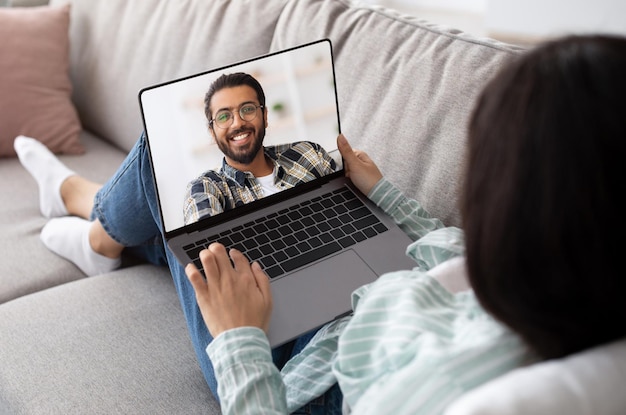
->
[462,35,626,359]
[204,72,266,126]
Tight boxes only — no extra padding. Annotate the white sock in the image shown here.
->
[41,217,122,276]
[14,135,75,218]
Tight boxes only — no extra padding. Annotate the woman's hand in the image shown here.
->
[337,134,383,196]
[185,243,273,338]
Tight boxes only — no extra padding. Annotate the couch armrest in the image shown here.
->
[444,338,626,415]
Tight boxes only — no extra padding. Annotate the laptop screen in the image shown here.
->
[139,39,342,235]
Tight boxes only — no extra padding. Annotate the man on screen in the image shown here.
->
[184,72,337,225]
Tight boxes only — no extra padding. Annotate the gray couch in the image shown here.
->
[2,0,625,414]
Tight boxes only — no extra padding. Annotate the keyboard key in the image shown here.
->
[296,241,312,252]
[230,232,244,243]
[218,236,232,246]
[350,206,370,219]
[288,211,302,220]
[186,246,205,260]
[331,194,345,204]
[256,233,270,245]
[338,213,352,224]
[278,225,292,236]
[301,216,315,227]
[341,223,356,234]
[363,227,378,238]
[312,212,325,222]
[283,235,297,246]
[330,229,344,239]
[260,244,274,256]
[290,221,304,231]
[298,206,313,216]
[242,239,258,250]
[267,230,281,240]
[253,223,268,233]
[260,256,277,268]
[344,199,361,210]
[277,215,290,225]
[242,228,256,238]
[318,221,331,232]
[353,231,367,242]
[353,215,379,230]
[310,202,323,211]
[328,218,342,228]
[306,226,321,237]
[339,236,356,248]
[374,223,388,233]
[281,242,342,273]
[321,198,334,208]
[308,236,322,248]
[295,230,308,241]
[319,232,334,244]
[247,249,263,261]
[265,265,284,279]
[273,250,288,263]
[271,240,287,250]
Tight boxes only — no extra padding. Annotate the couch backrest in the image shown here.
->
[49,0,288,153]
[52,0,524,227]
[272,0,524,226]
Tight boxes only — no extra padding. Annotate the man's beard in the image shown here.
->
[217,126,265,166]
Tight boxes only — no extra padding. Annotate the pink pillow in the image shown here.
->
[0,4,83,157]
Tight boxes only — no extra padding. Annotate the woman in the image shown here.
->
[185,34,626,414]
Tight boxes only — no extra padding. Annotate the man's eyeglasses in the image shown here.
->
[209,104,264,129]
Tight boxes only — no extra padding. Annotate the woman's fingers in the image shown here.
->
[185,243,274,337]
[185,262,207,296]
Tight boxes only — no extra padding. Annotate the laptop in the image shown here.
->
[138,39,415,347]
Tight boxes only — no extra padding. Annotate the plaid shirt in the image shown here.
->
[184,141,337,225]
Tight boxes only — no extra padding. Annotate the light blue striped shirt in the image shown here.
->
[206,178,538,414]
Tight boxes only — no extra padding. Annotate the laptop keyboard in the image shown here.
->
[183,187,389,279]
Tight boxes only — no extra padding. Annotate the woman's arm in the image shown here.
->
[186,244,288,414]
[207,328,288,415]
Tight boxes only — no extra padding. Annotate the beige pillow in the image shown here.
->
[0,4,83,157]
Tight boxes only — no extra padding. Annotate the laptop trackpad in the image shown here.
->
[267,249,377,347]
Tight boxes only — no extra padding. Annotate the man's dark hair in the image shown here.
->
[461,35,626,360]
[204,72,266,127]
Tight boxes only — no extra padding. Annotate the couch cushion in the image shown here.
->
[0,131,127,303]
[0,265,220,414]
[0,4,83,157]
[48,0,288,153]
[271,0,524,226]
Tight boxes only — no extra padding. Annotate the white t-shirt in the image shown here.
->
[256,174,281,196]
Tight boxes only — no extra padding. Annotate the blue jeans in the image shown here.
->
[90,134,342,412]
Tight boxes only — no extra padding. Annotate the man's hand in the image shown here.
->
[337,134,384,196]
[185,243,273,338]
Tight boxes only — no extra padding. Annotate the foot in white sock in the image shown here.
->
[14,135,75,218]
[41,217,121,276]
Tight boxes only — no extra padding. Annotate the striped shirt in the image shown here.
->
[183,141,337,225]
[206,179,538,414]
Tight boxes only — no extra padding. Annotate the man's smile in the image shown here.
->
[228,129,253,144]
